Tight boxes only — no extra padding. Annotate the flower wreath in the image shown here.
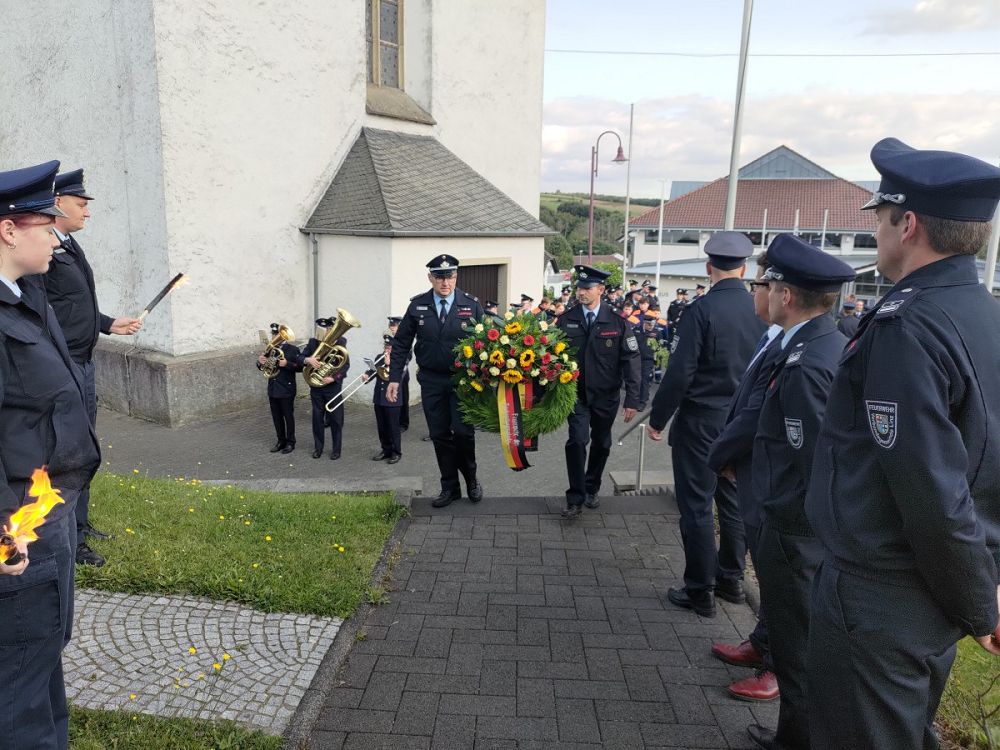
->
[453,312,579,469]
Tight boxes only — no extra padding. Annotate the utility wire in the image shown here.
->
[546,48,999,58]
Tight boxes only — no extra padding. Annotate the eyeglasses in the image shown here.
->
[748,281,770,291]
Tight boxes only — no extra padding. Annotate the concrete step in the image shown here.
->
[409,494,679,516]
[610,470,675,495]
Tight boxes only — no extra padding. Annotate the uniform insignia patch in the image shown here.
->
[865,400,898,448]
[416,305,429,311]
[878,299,905,314]
[786,350,803,364]
[626,336,638,352]
[606,339,613,348]
[784,418,803,449]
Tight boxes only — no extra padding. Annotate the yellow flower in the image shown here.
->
[470,381,484,392]
[125,528,135,534]
[519,350,535,367]
[504,321,522,335]
[222,653,231,662]
[252,563,260,569]
[265,535,272,542]
[197,674,205,680]
[501,369,523,384]
[218,515,225,520]
[129,693,137,700]
[338,546,346,553]
[244,520,251,526]
[554,342,566,355]
[489,350,505,366]
[132,469,139,474]
[213,663,222,671]
[188,646,197,655]
[559,371,573,384]
[188,508,195,513]
[462,345,473,359]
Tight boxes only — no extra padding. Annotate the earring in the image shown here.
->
[6,244,14,251]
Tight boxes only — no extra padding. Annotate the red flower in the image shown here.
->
[469,364,477,372]
[541,353,552,365]
[522,364,532,372]
[572,371,580,380]
[540,336,549,345]
[487,329,500,341]
[474,340,484,350]
[554,363,563,371]
[523,334,535,346]
[454,361,462,369]
[509,347,518,356]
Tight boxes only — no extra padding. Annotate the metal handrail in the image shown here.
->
[617,408,652,444]
[617,408,654,493]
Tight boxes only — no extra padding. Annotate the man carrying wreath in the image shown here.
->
[556,265,640,519]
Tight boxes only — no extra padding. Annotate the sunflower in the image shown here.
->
[519,350,535,367]
[470,381,484,392]
[559,371,573,384]
[504,321,522,335]
[489,350,506,366]
[501,369,523,384]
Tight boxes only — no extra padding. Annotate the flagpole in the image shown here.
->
[723,0,754,231]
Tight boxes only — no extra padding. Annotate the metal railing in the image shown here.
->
[617,408,653,493]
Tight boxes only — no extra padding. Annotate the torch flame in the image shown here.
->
[5,467,64,544]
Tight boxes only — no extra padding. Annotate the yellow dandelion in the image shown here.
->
[132,715,138,721]
[218,515,225,520]
[188,507,195,513]
[222,653,231,662]
[129,693,137,700]
[244,520,251,526]
[132,469,139,474]
[252,563,260,569]
[265,535,272,542]
[197,674,205,680]
[213,663,222,671]
[188,646,197,655]
[338,546,346,553]
[125,528,135,534]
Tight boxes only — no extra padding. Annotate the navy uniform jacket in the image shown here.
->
[556,303,640,411]
[634,327,658,364]
[752,316,846,535]
[836,313,860,338]
[390,288,484,382]
[666,299,687,325]
[296,337,349,395]
[649,278,765,433]
[261,341,301,399]
[708,332,784,528]
[0,277,101,552]
[806,255,1000,638]
[39,234,114,364]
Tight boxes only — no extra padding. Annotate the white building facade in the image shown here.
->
[0,0,548,423]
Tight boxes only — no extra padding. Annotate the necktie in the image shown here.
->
[585,311,595,331]
[752,332,769,357]
[439,299,448,324]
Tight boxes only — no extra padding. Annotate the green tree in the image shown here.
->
[594,261,623,289]
[545,234,573,270]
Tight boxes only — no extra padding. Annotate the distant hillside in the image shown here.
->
[540,192,656,218]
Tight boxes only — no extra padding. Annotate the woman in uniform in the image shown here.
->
[0,161,102,750]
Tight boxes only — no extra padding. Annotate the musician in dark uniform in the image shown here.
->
[556,265,640,519]
[0,161,102,750]
[298,319,349,460]
[806,139,1000,750]
[40,169,141,567]
[257,324,301,454]
[367,335,402,464]
[387,316,408,431]
[388,254,485,507]
[647,233,765,617]
[707,251,783,704]
[742,235,855,749]
[835,299,859,338]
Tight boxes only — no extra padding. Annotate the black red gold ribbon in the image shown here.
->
[498,381,532,471]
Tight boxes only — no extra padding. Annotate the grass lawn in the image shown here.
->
[69,706,282,750]
[76,472,406,619]
[939,638,1000,749]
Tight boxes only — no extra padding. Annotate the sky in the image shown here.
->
[542,0,1000,198]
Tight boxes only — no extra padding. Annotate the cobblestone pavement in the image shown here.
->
[65,589,342,735]
[307,495,775,749]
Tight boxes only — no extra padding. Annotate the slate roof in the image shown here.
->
[304,128,552,237]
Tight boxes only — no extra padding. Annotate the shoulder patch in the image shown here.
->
[874,287,921,320]
[625,335,638,352]
[784,343,805,366]
[866,400,898,448]
[784,418,804,449]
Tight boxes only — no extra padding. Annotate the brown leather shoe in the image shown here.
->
[711,639,764,668]
[728,670,779,702]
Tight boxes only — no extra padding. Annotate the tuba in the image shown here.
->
[303,308,361,387]
[259,324,295,379]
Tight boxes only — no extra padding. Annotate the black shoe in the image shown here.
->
[76,543,105,567]
[715,577,746,604]
[667,586,716,617]
[584,493,600,509]
[372,451,390,461]
[312,449,323,459]
[421,434,433,442]
[330,451,340,460]
[83,524,111,540]
[270,441,286,453]
[467,480,484,503]
[387,453,401,465]
[431,489,461,508]
[560,505,582,520]
[400,425,408,432]
[281,443,295,454]
[747,723,776,749]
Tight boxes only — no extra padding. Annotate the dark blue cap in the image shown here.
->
[54,168,94,201]
[704,231,753,270]
[520,293,533,302]
[764,234,856,292]
[387,316,402,325]
[573,264,610,288]
[676,288,687,293]
[0,161,64,218]
[861,138,1000,221]
[485,300,497,308]
[427,254,459,276]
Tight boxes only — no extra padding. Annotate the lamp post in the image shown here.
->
[588,130,628,264]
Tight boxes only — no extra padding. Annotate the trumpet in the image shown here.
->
[304,308,361,387]
[259,324,294,379]
[324,353,388,413]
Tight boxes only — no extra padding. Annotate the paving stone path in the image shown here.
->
[307,495,776,749]
[65,589,341,735]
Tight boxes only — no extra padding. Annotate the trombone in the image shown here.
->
[324,353,388,413]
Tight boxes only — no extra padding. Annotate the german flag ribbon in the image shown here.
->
[498,381,531,471]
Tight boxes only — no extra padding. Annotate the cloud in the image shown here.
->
[862,0,1000,35]
[541,91,1000,197]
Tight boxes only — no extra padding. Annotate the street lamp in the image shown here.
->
[588,130,628,264]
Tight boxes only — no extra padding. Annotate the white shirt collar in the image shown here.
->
[781,320,809,349]
[0,273,22,299]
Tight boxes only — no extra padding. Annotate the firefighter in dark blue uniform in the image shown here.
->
[806,139,1000,750]
[386,316,409,431]
[298,320,349,460]
[40,169,141,567]
[647,232,765,617]
[388,255,485,507]
[0,161,102,750]
[257,324,301,453]
[835,299,859,338]
[368,334,403,464]
[741,234,855,749]
[556,265,640,518]
[706,252,784,703]
[666,288,687,348]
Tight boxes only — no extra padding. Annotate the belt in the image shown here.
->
[828,557,926,589]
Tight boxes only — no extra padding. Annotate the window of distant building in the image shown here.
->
[367,0,403,88]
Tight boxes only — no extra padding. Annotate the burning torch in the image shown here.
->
[0,468,65,567]
[137,273,187,322]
